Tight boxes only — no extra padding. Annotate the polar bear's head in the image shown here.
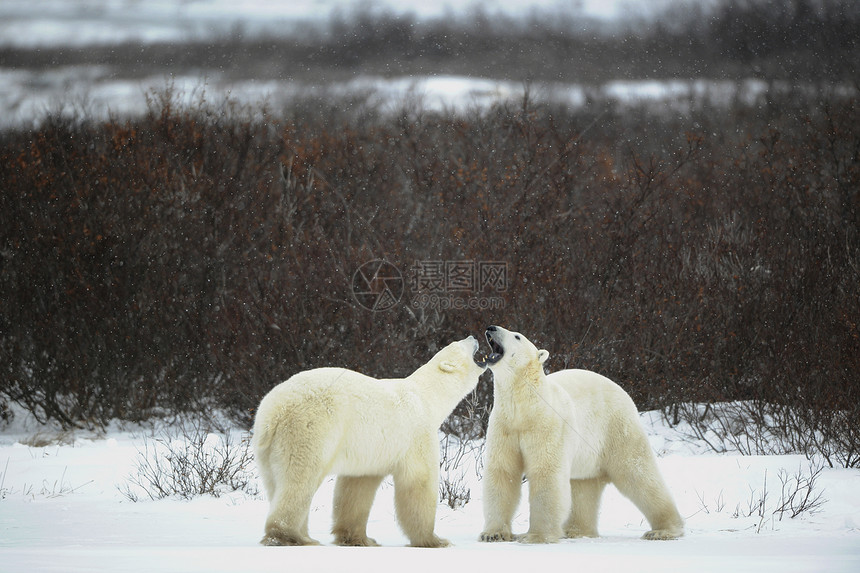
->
[482,325,549,379]
[428,335,488,379]
[409,336,487,423]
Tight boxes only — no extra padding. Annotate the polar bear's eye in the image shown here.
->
[514,335,521,340]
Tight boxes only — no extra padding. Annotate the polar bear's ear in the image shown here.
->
[537,349,550,364]
[439,361,458,373]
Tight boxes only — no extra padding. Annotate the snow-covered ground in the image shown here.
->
[0,65,788,130]
[1,407,858,573]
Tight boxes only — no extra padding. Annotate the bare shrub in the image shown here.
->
[728,460,826,533]
[439,472,471,510]
[19,431,77,448]
[773,462,827,520]
[0,461,92,501]
[671,401,860,469]
[119,421,257,502]
[0,458,9,500]
[438,433,484,509]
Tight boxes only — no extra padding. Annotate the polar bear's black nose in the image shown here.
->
[486,325,498,332]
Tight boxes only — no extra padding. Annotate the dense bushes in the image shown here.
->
[0,83,858,464]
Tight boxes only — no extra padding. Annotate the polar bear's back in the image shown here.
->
[547,368,652,475]
[257,367,404,422]
[547,368,638,415]
[546,368,643,449]
[253,367,402,454]
[252,366,423,477]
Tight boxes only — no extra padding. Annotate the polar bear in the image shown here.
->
[252,336,487,548]
[478,326,684,543]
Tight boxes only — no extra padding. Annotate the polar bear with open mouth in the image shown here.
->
[253,336,487,547]
[479,326,684,543]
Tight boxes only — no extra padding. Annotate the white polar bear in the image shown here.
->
[252,336,487,548]
[479,326,684,543]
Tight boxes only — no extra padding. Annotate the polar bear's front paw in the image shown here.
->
[479,529,514,542]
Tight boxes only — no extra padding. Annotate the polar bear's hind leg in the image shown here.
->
[332,475,385,546]
[259,433,328,546]
[608,449,684,540]
[261,475,324,546]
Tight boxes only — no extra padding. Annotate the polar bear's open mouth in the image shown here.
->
[477,328,504,366]
[487,337,504,358]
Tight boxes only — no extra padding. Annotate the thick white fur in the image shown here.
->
[479,326,684,543]
[252,336,486,547]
